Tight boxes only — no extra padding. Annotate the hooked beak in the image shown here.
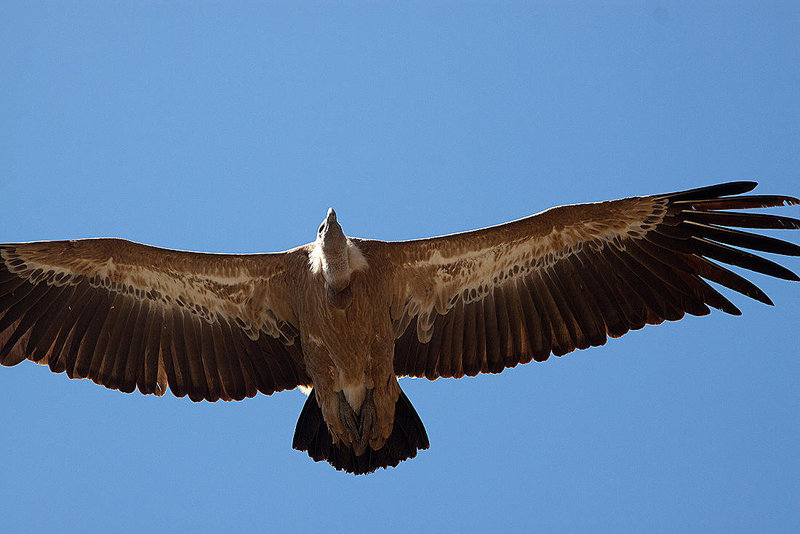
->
[320,207,345,247]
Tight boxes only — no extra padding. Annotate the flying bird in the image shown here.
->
[1,182,799,474]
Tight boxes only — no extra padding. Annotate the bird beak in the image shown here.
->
[327,208,337,223]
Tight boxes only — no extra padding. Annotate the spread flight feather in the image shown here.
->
[1,182,798,474]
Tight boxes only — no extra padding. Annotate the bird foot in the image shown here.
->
[358,388,377,454]
[337,391,359,444]
[337,389,378,455]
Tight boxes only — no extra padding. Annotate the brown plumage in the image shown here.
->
[1,182,798,474]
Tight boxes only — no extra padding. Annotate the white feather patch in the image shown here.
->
[347,239,369,272]
[307,239,368,276]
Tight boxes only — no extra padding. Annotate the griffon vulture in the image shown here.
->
[1,182,798,474]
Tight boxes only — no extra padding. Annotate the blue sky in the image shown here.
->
[1,3,799,532]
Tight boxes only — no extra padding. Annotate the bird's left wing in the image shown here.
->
[0,238,311,401]
[358,182,800,380]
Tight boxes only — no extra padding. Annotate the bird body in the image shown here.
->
[1,182,798,474]
[302,245,398,454]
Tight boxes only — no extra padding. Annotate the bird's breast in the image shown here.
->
[300,269,392,385]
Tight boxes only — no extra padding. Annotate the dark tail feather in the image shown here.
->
[292,388,429,475]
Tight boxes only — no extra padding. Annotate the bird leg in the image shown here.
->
[358,388,377,455]
[337,388,378,455]
[337,391,359,444]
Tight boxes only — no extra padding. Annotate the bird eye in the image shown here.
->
[318,223,325,234]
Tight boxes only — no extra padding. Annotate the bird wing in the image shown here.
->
[358,182,800,380]
[0,238,311,401]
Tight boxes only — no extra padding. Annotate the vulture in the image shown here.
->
[1,181,799,475]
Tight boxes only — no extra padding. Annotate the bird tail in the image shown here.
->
[292,387,429,475]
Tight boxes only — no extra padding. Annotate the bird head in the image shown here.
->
[318,208,346,252]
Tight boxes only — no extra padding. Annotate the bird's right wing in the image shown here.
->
[358,182,800,380]
[0,238,312,401]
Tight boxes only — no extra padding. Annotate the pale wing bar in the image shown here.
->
[392,182,800,379]
[0,239,309,401]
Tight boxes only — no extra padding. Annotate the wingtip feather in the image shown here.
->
[662,181,759,201]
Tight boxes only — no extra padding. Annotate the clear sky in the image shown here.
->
[1,3,799,533]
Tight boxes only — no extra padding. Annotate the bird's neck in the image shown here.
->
[321,243,351,292]
[308,237,368,290]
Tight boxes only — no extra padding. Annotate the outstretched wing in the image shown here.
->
[363,182,800,380]
[0,238,311,401]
